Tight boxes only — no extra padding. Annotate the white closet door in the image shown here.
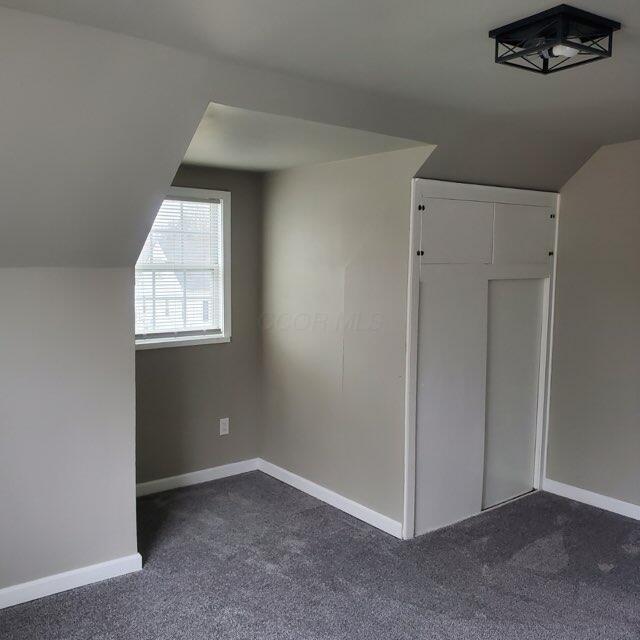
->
[411,180,557,537]
[482,278,544,508]
[415,266,487,534]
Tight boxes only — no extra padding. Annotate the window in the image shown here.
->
[135,187,231,349]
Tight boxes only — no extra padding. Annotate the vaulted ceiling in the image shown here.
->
[4,0,639,144]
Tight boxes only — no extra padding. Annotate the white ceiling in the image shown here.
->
[183,103,428,171]
[2,0,639,144]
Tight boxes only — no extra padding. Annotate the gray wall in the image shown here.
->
[2,3,637,599]
[135,166,263,483]
[0,6,211,268]
[0,268,137,589]
[547,139,640,506]
[261,147,431,521]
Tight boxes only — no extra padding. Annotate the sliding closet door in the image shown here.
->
[415,267,487,533]
[411,180,557,537]
[482,278,545,508]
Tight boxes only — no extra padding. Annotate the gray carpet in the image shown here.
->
[2,472,639,639]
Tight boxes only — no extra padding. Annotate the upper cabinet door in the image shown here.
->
[421,198,494,264]
[493,203,554,265]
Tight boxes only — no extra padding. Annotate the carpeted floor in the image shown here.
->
[2,472,639,639]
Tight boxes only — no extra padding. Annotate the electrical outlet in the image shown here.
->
[219,417,230,436]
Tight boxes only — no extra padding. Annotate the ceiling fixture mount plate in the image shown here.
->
[489,4,621,74]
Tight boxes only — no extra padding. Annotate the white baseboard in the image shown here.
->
[4,457,400,610]
[136,457,402,537]
[0,553,142,610]
[257,459,403,538]
[543,478,640,521]
[136,458,260,496]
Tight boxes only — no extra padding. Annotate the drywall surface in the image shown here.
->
[547,139,640,506]
[0,7,211,267]
[1,8,624,274]
[183,103,425,171]
[418,128,597,193]
[261,146,432,520]
[5,2,640,193]
[0,268,137,589]
[135,167,263,483]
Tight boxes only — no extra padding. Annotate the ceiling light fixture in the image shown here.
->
[489,4,621,74]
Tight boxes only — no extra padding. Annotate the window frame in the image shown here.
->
[135,186,232,350]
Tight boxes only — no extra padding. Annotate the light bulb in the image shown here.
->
[552,44,579,58]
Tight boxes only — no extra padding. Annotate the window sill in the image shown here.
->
[135,335,231,350]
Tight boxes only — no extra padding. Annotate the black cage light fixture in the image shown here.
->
[489,4,621,74]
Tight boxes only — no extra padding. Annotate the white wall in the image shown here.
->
[0,269,137,589]
[261,147,431,521]
[547,139,640,506]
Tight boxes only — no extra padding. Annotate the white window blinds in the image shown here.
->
[135,197,224,338]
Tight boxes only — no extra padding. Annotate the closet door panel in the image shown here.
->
[421,198,493,264]
[482,278,544,508]
[493,204,554,265]
[415,266,487,534]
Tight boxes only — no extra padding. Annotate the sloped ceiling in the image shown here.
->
[3,1,638,138]
[0,8,212,266]
[3,1,639,145]
[1,2,639,265]
[183,104,428,171]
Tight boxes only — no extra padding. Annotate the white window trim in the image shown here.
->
[135,186,232,350]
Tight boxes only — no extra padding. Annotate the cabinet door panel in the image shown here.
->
[421,198,493,264]
[493,204,554,265]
